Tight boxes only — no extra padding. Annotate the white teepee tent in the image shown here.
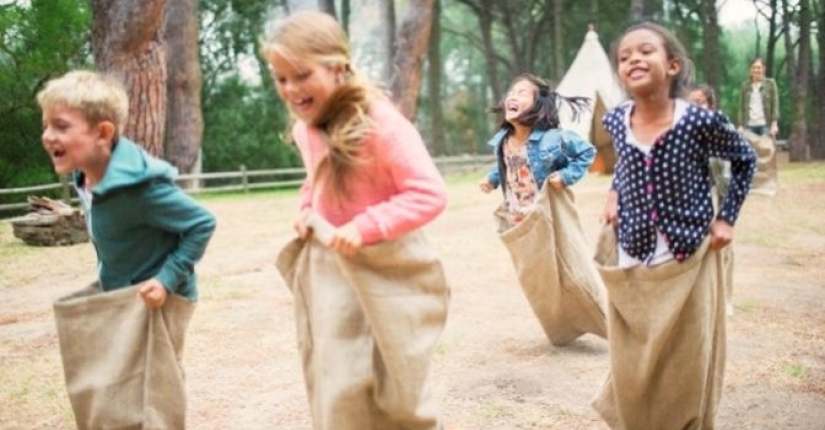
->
[557,26,626,173]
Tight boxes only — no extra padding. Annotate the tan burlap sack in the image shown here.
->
[276,215,449,430]
[721,244,735,316]
[54,283,195,430]
[710,191,736,316]
[496,185,607,346]
[592,226,726,430]
[742,130,778,196]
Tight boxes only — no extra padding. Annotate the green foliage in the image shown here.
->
[199,0,299,172]
[200,76,300,172]
[0,0,91,190]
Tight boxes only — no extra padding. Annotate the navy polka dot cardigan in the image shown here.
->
[604,101,757,263]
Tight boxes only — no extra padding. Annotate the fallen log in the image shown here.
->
[10,197,89,246]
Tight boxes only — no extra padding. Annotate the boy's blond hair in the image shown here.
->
[37,70,129,135]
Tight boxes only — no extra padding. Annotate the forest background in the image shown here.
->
[0,0,823,200]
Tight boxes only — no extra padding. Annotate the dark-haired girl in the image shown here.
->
[594,22,756,430]
[479,73,595,225]
[480,74,607,346]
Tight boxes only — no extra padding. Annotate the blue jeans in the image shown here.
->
[746,125,767,136]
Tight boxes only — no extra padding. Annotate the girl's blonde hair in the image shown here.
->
[36,70,129,136]
[262,11,380,194]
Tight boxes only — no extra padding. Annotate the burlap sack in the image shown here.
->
[721,244,735,316]
[592,226,726,430]
[276,216,449,430]
[742,130,778,196]
[710,188,736,316]
[496,185,607,346]
[54,283,195,430]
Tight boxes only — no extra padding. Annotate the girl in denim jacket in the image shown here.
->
[479,74,595,226]
[478,74,607,347]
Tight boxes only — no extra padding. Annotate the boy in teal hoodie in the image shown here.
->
[38,70,215,304]
[38,70,215,428]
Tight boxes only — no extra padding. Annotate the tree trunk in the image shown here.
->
[165,0,202,174]
[814,0,825,159]
[90,0,167,157]
[553,0,565,80]
[319,0,336,18]
[389,0,434,119]
[766,0,780,75]
[788,0,811,162]
[455,0,502,103]
[631,0,644,20]
[782,1,798,90]
[590,0,599,22]
[427,0,446,155]
[699,0,722,92]
[479,1,502,103]
[341,0,351,33]
[381,0,397,83]
[499,2,527,75]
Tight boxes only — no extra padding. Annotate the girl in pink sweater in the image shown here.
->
[264,11,450,430]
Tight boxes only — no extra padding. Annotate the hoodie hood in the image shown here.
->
[74,137,178,195]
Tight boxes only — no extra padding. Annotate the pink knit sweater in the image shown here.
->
[292,98,448,245]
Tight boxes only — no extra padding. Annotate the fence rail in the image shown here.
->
[0,154,494,214]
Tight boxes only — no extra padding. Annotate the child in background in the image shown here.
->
[39,70,216,429]
[688,83,736,316]
[478,74,607,346]
[688,84,731,203]
[594,23,756,430]
[264,11,449,430]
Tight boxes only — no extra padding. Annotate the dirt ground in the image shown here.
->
[1,156,824,429]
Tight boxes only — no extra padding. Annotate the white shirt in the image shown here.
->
[616,100,688,268]
[748,82,766,126]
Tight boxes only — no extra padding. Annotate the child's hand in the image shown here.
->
[547,172,564,189]
[329,221,363,257]
[294,207,313,240]
[600,190,619,226]
[709,219,733,250]
[479,179,494,193]
[138,279,168,308]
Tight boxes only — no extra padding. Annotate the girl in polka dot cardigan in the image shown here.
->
[601,23,756,267]
[592,22,757,430]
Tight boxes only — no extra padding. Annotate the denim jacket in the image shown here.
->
[485,127,595,194]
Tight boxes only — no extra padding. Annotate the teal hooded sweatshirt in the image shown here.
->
[73,137,216,300]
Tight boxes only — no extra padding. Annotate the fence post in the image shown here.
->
[60,175,71,204]
[240,164,249,193]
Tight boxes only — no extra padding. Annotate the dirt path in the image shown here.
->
[1,160,824,429]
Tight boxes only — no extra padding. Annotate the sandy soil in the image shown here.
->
[1,158,824,429]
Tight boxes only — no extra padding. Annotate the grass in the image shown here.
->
[735,299,759,313]
[738,233,785,248]
[194,185,300,202]
[782,362,807,379]
[777,161,825,182]
[198,275,254,301]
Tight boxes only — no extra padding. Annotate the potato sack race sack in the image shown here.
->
[742,129,778,196]
[276,216,450,430]
[495,184,607,346]
[54,283,195,430]
[592,226,727,430]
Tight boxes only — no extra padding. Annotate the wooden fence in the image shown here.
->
[0,154,495,214]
